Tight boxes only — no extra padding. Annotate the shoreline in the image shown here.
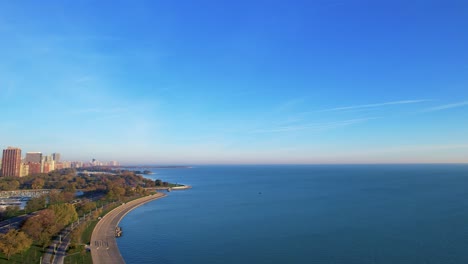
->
[148,185,192,191]
[90,192,168,264]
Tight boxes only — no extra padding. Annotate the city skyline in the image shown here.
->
[0,146,120,177]
[1,1,468,164]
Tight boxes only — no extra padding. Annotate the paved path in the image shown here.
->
[43,205,113,264]
[53,214,93,264]
[91,193,167,264]
[43,216,86,264]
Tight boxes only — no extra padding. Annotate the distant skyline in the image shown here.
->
[1,1,467,164]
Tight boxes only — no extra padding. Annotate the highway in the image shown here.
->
[0,212,36,234]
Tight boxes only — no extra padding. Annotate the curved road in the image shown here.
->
[90,193,167,264]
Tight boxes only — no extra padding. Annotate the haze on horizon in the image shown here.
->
[1,1,467,165]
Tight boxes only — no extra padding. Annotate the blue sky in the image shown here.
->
[1,0,467,164]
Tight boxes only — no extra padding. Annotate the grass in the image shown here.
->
[153,183,184,188]
[167,183,183,188]
[62,194,157,264]
[63,218,98,264]
[0,244,43,264]
[63,200,123,264]
[0,194,156,263]
[63,245,92,264]
[81,220,98,244]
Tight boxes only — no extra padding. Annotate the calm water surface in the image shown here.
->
[118,165,468,264]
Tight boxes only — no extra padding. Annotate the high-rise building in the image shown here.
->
[25,152,42,163]
[71,161,83,168]
[109,161,120,166]
[43,155,52,162]
[43,162,52,173]
[28,162,42,175]
[1,147,22,177]
[55,163,64,170]
[20,163,29,177]
[52,153,61,163]
[62,161,72,169]
[41,156,55,173]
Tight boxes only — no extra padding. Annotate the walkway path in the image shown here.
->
[90,193,167,264]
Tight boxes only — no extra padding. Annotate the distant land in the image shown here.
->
[116,165,192,169]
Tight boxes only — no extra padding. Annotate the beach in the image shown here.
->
[90,192,167,264]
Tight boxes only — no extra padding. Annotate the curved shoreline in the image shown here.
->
[149,185,192,191]
[90,193,167,264]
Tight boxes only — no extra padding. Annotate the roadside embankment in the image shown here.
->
[90,193,167,264]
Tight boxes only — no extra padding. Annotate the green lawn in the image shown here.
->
[0,244,43,264]
[63,245,92,264]
[61,194,156,264]
[63,218,98,264]
[81,220,98,244]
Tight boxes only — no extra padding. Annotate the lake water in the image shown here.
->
[118,165,468,264]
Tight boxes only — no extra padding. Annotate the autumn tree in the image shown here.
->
[50,203,78,227]
[0,180,19,191]
[48,190,65,205]
[77,201,96,216]
[70,224,85,248]
[31,178,45,189]
[0,230,32,260]
[3,205,20,219]
[22,209,58,248]
[25,195,47,213]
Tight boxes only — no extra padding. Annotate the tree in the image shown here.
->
[22,209,58,248]
[70,224,85,247]
[0,180,19,191]
[10,180,20,190]
[155,179,162,186]
[50,204,78,227]
[112,186,125,201]
[31,178,45,189]
[106,190,116,201]
[25,196,47,213]
[125,186,135,197]
[3,205,20,218]
[61,191,75,203]
[0,230,32,260]
[77,201,96,215]
[48,190,64,205]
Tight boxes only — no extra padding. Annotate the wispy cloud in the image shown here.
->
[423,101,468,112]
[71,107,128,115]
[317,99,429,112]
[275,98,308,112]
[250,118,377,134]
[382,143,468,153]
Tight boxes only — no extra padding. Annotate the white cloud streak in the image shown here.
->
[423,101,468,112]
[251,117,377,134]
[318,99,429,112]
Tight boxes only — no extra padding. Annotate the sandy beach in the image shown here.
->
[90,193,167,264]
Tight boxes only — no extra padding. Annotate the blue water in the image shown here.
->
[118,165,468,264]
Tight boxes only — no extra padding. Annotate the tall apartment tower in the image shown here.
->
[1,147,22,177]
[52,153,61,163]
[25,152,42,163]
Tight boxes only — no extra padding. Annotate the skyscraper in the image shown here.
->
[1,147,22,177]
[20,163,29,177]
[25,152,42,163]
[52,153,61,163]
[28,162,41,175]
